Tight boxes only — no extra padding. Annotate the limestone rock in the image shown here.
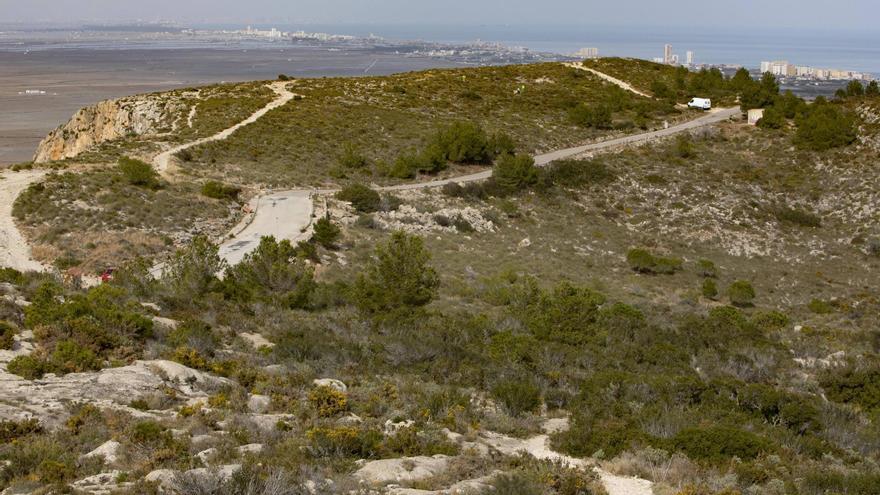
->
[69,471,133,495]
[0,360,231,425]
[313,378,347,392]
[237,443,264,455]
[33,95,184,163]
[80,440,121,464]
[355,455,450,485]
[247,394,271,414]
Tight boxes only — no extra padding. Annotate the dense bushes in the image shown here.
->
[200,180,241,200]
[569,104,612,129]
[6,283,153,379]
[670,426,773,463]
[794,102,857,151]
[336,184,381,213]
[492,379,542,417]
[820,366,880,412]
[117,157,160,189]
[626,248,683,275]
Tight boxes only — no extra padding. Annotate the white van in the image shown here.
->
[688,98,712,110]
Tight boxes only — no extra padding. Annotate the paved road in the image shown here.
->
[217,190,314,266]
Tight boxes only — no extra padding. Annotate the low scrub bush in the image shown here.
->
[570,104,612,129]
[774,206,822,228]
[492,379,542,417]
[0,321,15,350]
[118,157,160,189]
[670,426,773,464]
[336,184,381,213]
[312,215,341,248]
[338,143,370,169]
[308,386,349,417]
[200,180,241,200]
[728,280,756,307]
[493,153,539,195]
[306,426,383,458]
[626,248,683,275]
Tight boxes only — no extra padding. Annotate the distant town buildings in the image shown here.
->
[574,47,599,59]
[655,44,693,67]
[760,59,872,81]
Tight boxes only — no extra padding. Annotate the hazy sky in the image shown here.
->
[2,0,877,31]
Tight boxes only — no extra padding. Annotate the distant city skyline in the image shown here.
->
[2,0,879,31]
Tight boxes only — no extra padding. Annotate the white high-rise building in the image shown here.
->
[664,44,674,65]
[686,51,694,65]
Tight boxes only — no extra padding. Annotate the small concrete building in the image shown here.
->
[748,109,765,126]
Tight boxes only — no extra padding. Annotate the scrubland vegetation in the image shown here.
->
[4,60,880,494]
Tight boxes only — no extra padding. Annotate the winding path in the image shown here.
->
[153,81,297,178]
[481,418,653,495]
[564,62,653,98]
[0,170,48,272]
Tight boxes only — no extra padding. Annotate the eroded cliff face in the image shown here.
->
[33,96,183,163]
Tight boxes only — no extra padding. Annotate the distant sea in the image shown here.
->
[229,23,880,76]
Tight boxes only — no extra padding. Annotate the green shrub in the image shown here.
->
[541,159,614,189]
[492,379,542,417]
[794,103,857,151]
[808,299,835,314]
[0,321,15,350]
[774,206,822,228]
[675,135,696,158]
[702,279,718,300]
[728,280,756,307]
[820,366,880,412]
[130,420,168,444]
[626,248,682,275]
[338,143,370,169]
[697,259,717,278]
[306,426,383,458]
[47,340,103,374]
[312,215,341,248]
[117,157,160,189]
[353,231,440,315]
[0,418,43,442]
[163,236,225,300]
[166,319,218,355]
[224,236,315,309]
[493,153,538,195]
[757,106,786,129]
[308,386,349,417]
[429,121,493,164]
[336,184,381,213]
[671,426,773,463]
[0,267,24,285]
[491,473,543,495]
[7,355,49,379]
[569,104,612,129]
[201,180,241,200]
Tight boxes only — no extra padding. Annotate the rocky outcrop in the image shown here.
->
[33,96,183,163]
[0,360,231,425]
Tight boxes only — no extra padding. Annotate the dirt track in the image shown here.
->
[0,170,47,272]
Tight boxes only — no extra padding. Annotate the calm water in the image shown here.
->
[236,23,880,75]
